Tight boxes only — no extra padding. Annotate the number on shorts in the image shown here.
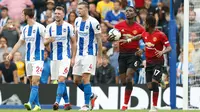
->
[154,69,160,76]
[63,67,68,74]
[36,66,42,73]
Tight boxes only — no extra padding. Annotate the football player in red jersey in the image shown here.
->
[108,6,145,111]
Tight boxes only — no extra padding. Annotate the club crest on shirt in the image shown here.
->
[63,28,66,32]
[153,37,157,42]
[33,30,35,33]
[132,30,137,35]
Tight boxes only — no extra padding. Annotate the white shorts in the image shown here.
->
[73,55,96,76]
[26,61,44,77]
[51,58,71,80]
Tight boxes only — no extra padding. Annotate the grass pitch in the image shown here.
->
[0,110,200,112]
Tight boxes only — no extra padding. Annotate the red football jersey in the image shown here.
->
[115,21,145,53]
[141,29,170,63]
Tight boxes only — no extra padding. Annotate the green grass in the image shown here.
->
[0,110,200,112]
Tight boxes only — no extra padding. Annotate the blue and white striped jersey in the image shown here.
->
[20,22,45,61]
[46,21,75,60]
[75,16,101,56]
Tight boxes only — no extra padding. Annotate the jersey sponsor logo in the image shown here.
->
[153,37,157,42]
[86,26,89,29]
[33,30,36,33]
[78,31,88,37]
[25,37,35,42]
[132,30,137,35]
[63,28,66,32]
[145,42,155,47]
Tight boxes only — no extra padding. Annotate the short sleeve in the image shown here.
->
[92,19,101,34]
[45,24,51,39]
[39,24,46,38]
[69,25,75,38]
[19,27,26,40]
[104,11,111,22]
[160,32,170,47]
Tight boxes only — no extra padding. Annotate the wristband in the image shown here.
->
[127,38,131,43]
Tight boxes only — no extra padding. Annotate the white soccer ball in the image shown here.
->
[108,28,121,41]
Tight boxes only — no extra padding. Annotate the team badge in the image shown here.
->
[86,26,89,29]
[63,28,66,32]
[33,30,35,33]
[153,37,157,42]
[132,30,137,35]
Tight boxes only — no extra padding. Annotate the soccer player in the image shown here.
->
[44,6,76,111]
[73,1,102,111]
[7,8,45,111]
[108,6,145,111]
[141,16,171,112]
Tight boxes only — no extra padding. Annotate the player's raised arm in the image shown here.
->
[70,26,77,67]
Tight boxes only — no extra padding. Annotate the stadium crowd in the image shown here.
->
[0,0,199,86]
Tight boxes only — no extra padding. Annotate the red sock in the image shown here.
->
[124,90,132,105]
[153,92,159,106]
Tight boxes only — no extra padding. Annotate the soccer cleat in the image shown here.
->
[79,105,90,111]
[160,80,166,89]
[90,93,98,110]
[120,106,128,111]
[149,106,158,112]
[32,105,41,111]
[64,103,72,110]
[53,102,59,110]
[24,102,32,111]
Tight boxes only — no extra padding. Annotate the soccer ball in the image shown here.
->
[108,28,121,41]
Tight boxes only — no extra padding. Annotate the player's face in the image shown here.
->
[55,9,64,22]
[78,5,87,17]
[125,7,136,19]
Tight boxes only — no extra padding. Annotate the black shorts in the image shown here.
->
[118,53,142,74]
[146,63,164,83]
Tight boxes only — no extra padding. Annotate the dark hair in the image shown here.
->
[55,6,65,13]
[68,11,78,23]
[115,0,121,4]
[146,16,156,28]
[1,7,8,11]
[78,1,89,9]
[23,8,34,18]
[126,6,137,13]
[0,36,8,45]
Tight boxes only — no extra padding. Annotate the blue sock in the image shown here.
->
[84,84,92,105]
[29,85,38,105]
[78,83,84,91]
[56,82,65,103]
[63,84,69,104]
[34,93,40,106]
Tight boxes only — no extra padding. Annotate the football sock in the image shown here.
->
[124,82,133,105]
[153,92,159,106]
[84,83,92,105]
[29,85,39,105]
[63,83,69,104]
[56,82,65,103]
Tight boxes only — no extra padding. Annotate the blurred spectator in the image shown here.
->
[67,11,78,27]
[40,50,51,84]
[101,33,112,53]
[0,7,9,32]
[189,11,200,36]
[66,1,78,20]
[40,0,55,25]
[0,53,18,84]
[162,73,169,85]
[95,55,115,84]
[13,51,26,84]
[176,52,195,84]
[138,60,146,84]
[190,38,200,84]
[0,0,33,21]
[134,0,144,9]
[0,19,20,47]
[96,0,114,21]
[155,1,169,26]
[104,0,126,28]
[162,12,170,37]
[127,0,135,7]
[136,8,148,26]
[101,22,108,34]
[0,37,12,62]
[55,0,67,14]
[31,0,46,22]
[176,3,184,30]
[107,41,119,84]
[89,3,101,22]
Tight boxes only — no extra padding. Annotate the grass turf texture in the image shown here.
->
[0,110,199,112]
